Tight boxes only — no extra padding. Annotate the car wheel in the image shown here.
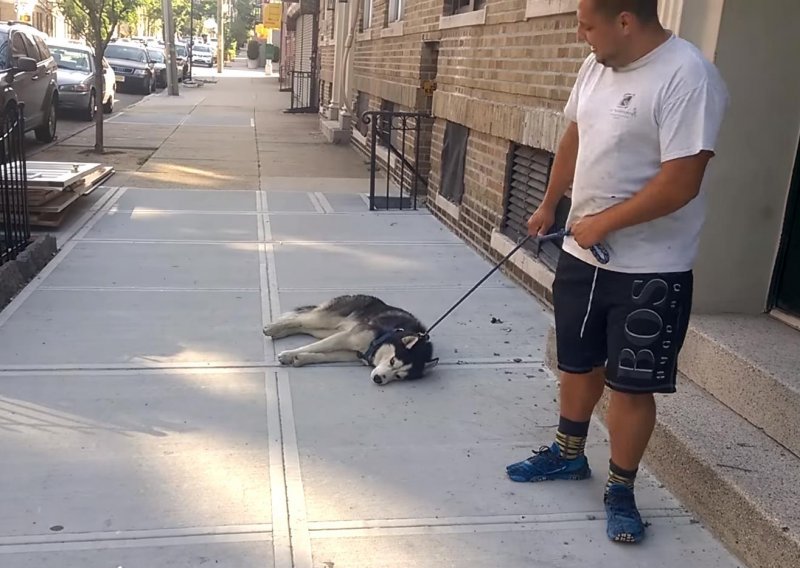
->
[140,77,151,95]
[34,96,57,143]
[86,91,96,121]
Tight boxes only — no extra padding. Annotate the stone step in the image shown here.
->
[546,328,800,568]
[679,314,800,458]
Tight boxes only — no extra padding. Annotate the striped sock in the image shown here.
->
[606,460,637,492]
[554,416,590,460]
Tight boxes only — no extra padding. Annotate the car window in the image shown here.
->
[0,32,8,68]
[175,45,187,57]
[148,50,165,63]
[10,32,28,65]
[33,36,51,61]
[50,46,92,72]
[105,44,148,63]
[20,33,41,62]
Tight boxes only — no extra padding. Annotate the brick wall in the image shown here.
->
[346,0,587,296]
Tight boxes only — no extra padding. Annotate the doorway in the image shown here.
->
[773,141,800,317]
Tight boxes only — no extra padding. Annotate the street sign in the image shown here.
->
[262,3,282,28]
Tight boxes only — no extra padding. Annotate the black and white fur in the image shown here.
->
[263,294,439,384]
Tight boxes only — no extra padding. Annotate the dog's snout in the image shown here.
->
[373,375,383,384]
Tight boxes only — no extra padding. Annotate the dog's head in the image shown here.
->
[370,332,438,385]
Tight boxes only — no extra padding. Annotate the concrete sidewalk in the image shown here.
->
[0,59,743,567]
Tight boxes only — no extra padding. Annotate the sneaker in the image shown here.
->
[604,483,646,543]
[505,442,591,482]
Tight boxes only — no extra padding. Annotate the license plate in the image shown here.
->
[115,75,125,82]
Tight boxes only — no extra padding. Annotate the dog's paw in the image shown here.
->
[277,351,296,365]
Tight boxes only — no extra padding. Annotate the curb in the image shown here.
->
[0,235,58,309]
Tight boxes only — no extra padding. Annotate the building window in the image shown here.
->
[362,0,373,29]
[439,121,468,205]
[388,0,403,22]
[501,144,570,270]
[448,0,485,15]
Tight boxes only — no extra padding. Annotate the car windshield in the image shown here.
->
[176,45,187,57]
[148,50,165,63]
[193,45,210,53]
[105,44,147,63]
[50,46,92,72]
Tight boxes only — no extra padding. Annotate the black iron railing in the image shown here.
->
[289,70,315,112]
[362,110,431,211]
[279,64,292,92]
[0,104,30,266]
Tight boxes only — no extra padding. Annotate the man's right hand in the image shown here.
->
[527,205,556,237]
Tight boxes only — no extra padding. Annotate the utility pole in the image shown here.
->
[161,0,180,95]
[188,0,194,81]
[216,0,224,74]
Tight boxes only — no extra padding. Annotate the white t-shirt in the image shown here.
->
[562,33,729,273]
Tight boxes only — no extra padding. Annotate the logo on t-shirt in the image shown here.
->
[611,93,637,119]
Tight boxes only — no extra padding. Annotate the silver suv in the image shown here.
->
[0,20,59,142]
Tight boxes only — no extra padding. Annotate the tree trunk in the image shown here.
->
[94,27,104,154]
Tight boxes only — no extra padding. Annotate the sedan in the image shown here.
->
[47,40,115,120]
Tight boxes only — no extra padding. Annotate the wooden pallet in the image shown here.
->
[27,166,115,227]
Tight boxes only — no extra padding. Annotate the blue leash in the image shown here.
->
[425,229,609,335]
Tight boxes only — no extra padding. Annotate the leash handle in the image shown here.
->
[425,229,610,336]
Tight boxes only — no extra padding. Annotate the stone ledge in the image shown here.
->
[525,0,577,20]
[0,235,58,309]
[545,327,800,568]
[679,313,800,457]
[321,119,350,144]
[439,8,487,30]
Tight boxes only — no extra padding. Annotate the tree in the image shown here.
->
[57,0,140,153]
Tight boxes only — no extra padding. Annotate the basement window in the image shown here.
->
[501,144,570,271]
[439,121,468,205]
[448,0,486,15]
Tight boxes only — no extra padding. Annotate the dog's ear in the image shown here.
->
[402,335,419,349]
[424,357,439,370]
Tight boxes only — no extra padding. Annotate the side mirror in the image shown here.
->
[14,57,37,73]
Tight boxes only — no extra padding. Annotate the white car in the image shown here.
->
[48,40,116,120]
[190,43,216,67]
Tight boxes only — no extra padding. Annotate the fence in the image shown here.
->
[362,110,430,210]
[0,104,30,267]
[288,70,316,112]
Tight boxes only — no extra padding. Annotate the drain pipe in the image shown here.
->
[339,0,362,117]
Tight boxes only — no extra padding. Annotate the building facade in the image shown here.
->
[314,0,800,325]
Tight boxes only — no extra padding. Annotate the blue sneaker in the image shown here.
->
[506,442,591,482]
[604,483,646,543]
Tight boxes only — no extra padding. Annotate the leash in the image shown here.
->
[424,229,609,336]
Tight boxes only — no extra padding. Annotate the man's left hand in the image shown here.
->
[569,213,610,249]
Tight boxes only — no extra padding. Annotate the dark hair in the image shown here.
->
[594,0,659,23]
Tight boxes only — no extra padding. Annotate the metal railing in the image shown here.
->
[279,64,292,92]
[289,70,315,112]
[362,110,431,211]
[0,104,30,267]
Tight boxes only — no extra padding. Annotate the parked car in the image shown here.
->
[47,39,115,120]
[0,20,58,142]
[190,43,215,68]
[147,47,167,88]
[174,42,189,80]
[105,41,155,94]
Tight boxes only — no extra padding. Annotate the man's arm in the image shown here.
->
[527,121,579,236]
[570,151,713,247]
[600,151,712,231]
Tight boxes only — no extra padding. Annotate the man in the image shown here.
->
[505,0,729,544]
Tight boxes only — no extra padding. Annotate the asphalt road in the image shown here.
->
[25,88,152,157]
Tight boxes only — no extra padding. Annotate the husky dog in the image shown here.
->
[263,294,439,384]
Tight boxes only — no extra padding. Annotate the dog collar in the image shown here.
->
[357,329,399,364]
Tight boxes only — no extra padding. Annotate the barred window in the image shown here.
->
[501,144,570,270]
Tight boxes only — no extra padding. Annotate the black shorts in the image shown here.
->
[552,251,693,394]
